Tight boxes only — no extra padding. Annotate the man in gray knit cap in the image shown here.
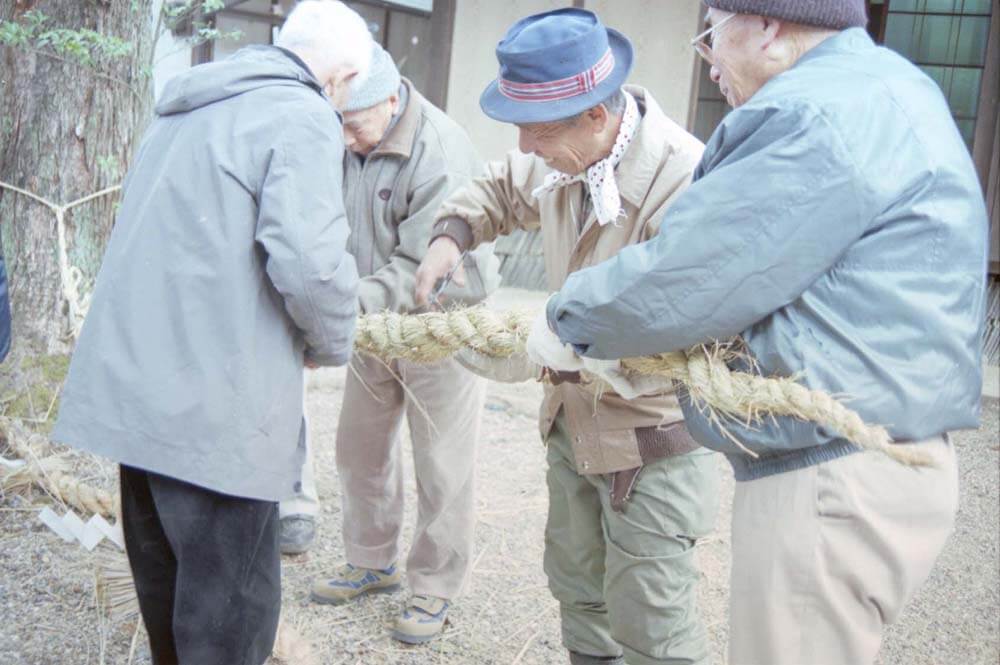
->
[309,44,500,645]
[543,1,988,664]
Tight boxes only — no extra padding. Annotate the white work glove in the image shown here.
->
[455,348,541,383]
[525,301,584,373]
[579,357,675,400]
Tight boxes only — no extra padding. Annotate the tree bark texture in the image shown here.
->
[0,0,157,354]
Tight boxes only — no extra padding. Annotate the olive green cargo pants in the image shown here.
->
[544,415,720,665]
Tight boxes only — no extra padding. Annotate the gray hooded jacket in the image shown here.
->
[53,46,359,501]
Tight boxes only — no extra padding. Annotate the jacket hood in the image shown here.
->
[155,45,323,115]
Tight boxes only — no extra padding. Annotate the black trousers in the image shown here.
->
[120,466,281,665]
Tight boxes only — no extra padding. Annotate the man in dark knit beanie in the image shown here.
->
[544,2,988,664]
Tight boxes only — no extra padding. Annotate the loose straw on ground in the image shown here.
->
[355,307,931,467]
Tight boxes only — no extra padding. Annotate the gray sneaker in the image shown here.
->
[279,515,316,555]
[568,651,624,665]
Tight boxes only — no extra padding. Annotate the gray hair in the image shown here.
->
[276,1,373,81]
[559,88,627,125]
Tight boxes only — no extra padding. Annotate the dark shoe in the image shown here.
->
[569,651,625,665]
[279,515,316,555]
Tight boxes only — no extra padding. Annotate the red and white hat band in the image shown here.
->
[498,48,615,103]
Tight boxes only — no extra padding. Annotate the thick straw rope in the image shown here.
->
[356,307,931,467]
[1,419,119,518]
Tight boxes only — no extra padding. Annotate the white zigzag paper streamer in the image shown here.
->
[38,507,124,551]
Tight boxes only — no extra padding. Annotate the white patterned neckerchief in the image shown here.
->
[531,91,639,227]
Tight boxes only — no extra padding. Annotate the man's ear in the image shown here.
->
[760,16,782,49]
[586,103,610,134]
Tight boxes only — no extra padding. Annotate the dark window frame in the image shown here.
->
[188,0,456,108]
[348,0,433,18]
[685,0,998,272]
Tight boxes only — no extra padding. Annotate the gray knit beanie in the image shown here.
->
[343,43,401,112]
[702,0,867,30]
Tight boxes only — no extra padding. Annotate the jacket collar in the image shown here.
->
[796,27,873,67]
[613,85,665,209]
[370,78,421,159]
[274,46,319,86]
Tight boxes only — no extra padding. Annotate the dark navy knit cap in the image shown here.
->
[703,0,867,30]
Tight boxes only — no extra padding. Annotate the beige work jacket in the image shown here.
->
[434,86,704,474]
[344,79,500,313]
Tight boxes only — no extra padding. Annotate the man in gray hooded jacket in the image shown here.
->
[52,2,372,663]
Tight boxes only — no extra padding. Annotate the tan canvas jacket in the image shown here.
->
[344,78,500,314]
[433,86,705,475]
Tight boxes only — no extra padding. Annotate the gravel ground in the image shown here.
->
[1,291,997,664]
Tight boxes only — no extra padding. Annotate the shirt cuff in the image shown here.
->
[546,292,561,333]
[430,216,473,252]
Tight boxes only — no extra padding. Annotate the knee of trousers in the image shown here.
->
[543,532,608,608]
[602,537,707,662]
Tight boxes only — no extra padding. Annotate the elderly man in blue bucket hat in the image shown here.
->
[415,9,720,665]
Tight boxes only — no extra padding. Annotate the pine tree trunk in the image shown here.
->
[0,0,157,354]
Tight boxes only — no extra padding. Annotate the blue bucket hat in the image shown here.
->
[479,8,634,124]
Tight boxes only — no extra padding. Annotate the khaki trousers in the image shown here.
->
[729,436,959,665]
[335,353,485,600]
[545,414,721,665]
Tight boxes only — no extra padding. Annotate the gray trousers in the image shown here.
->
[279,413,319,518]
[335,353,485,600]
[545,414,720,665]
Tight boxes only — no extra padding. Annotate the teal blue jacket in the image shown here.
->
[547,29,988,480]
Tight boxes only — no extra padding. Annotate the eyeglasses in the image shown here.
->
[691,12,737,64]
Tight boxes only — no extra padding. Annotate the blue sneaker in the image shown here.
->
[310,563,401,605]
[391,594,450,644]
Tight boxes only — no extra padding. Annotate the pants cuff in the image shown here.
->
[344,539,399,570]
[278,499,320,518]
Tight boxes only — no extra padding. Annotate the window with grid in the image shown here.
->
[883,0,993,149]
[688,0,994,152]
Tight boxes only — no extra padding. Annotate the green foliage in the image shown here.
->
[163,0,228,26]
[0,10,134,66]
[37,28,132,65]
[163,1,243,46]
[1,4,242,92]
[192,24,243,46]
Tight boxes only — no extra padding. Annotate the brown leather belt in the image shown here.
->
[608,423,701,512]
[636,421,701,462]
